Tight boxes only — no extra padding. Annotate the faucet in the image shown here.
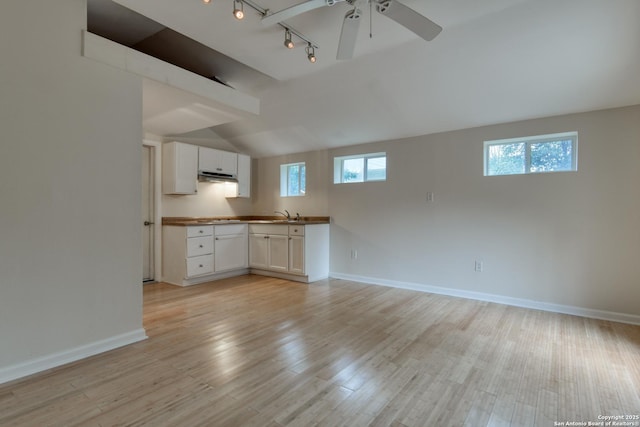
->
[275,210,290,220]
[295,212,301,221]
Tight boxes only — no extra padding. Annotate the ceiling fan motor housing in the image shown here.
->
[376,0,393,14]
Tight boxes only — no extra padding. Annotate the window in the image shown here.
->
[280,162,306,197]
[334,152,386,184]
[484,132,577,176]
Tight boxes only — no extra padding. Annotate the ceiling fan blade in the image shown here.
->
[376,0,442,41]
[262,0,330,27]
[336,8,362,60]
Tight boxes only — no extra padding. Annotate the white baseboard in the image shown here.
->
[0,328,148,385]
[330,272,640,326]
[250,268,310,283]
[177,268,250,286]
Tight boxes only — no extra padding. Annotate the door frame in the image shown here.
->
[143,140,162,283]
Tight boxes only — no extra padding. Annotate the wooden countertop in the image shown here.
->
[162,216,331,226]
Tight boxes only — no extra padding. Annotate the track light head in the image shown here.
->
[233,0,244,19]
[202,0,211,4]
[306,43,316,63]
[284,29,294,49]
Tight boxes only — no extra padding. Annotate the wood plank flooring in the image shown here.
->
[1,275,639,426]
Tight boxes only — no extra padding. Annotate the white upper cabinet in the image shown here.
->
[226,153,251,198]
[162,141,198,195]
[199,147,238,176]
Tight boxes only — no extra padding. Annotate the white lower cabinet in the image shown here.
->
[288,225,305,275]
[248,233,269,269]
[288,235,305,275]
[163,222,328,285]
[248,223,329,283]
[248,227,288,272]
[266,234,289,272]
[214,224,248,272]
[163,223,248,286]
[186,254,214,277]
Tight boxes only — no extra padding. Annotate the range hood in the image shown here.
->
[198,170,238,183]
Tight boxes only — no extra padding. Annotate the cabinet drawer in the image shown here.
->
[187,225,213,238]
[288,225,304,236]
[249,224,288,235]
[186,236,213,257]
[215,223,247,236]
[186,254,214,277]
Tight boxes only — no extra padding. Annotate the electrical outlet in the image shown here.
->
[426,192,434,202]
[474,260,483,272]
[351,249,358,260]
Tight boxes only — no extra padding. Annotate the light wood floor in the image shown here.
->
[1,275,639,426]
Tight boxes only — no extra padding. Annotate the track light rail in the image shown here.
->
[242,0,319,49]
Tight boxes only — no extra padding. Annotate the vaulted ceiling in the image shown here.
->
[90,0,640,157]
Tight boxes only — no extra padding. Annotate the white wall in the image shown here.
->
[0,0,145,380]
[254,105,640,320]
[161,181,253,218]
[252,150,330,216]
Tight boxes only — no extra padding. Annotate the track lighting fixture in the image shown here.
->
[202,0,211,4]
[224,0,318,59]
[284,29,294,49]
[233,0,244,20]
[306,43,316,63]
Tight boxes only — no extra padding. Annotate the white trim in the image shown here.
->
[0,329,148,385]
[280,162,306,197]
[483,131,578,176]
[329,272,640,326]
[250,268,310,283]
[143,140,162,282]
[175,268,250,286]
[334,152,387,184]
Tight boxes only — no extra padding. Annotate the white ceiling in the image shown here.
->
[112,0,640,158]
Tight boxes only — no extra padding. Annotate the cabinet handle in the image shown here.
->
[199,230,203,234]
[215,237,219,240]
[199,245,203,248]
[216,168,222,171]
[199,264,203,268]
[264,236,269,239]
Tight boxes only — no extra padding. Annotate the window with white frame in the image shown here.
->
[484,132,578,176]
[280,162,306,197]
[334,152,387,184]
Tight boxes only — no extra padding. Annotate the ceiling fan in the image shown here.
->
[261,0,442,60]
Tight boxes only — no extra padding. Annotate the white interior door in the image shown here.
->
[142,145,155,282]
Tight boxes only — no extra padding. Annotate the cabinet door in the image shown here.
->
[198,146,218,173]
[215,234,248,272]
[220,150,238,175]
[249,234,269,269]
[199,147,238,175]
[268,235,289,272]
[236,154,250,198]
[163,142,198,195]
[289,236,305,275]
